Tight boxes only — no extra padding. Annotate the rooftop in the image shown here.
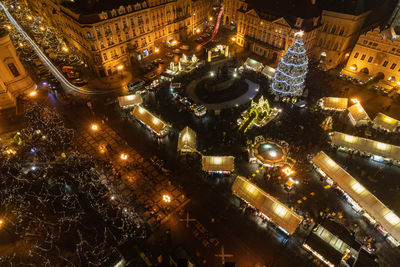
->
[61,0,143,15]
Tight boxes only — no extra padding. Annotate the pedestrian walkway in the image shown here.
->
[74,122,187,229]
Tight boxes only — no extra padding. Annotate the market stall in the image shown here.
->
[372,113,400,132]
[118,94,143,108]
[243,58,263,72]
[201,156,234,174]
[251,140,288,167]
[131,106,168,137]
[329,131,400,165]
[347,103,370,126]
[232,176,303,235]
[261,65,276,79]
[311,151,400,247]
[340,69,371,84]
[318,97,348,111]
[177,126,197,155]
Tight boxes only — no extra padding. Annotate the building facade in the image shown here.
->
[312,10,370,70]
[234,3,320,64]
[344,27,400,87]
[0,29,35,110]
[26,0,212,77]
[222,0,245,27]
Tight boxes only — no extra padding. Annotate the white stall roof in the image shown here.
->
[373,113,400,132]
[311,151,400,242]
[131,106,167,136]
[244,58,263,72]
[232,176,303,235]
[330,132,400,161]
[348,103,370,122]
[118,94,143,107]
[201,156,234,172]
[320,97,348,110]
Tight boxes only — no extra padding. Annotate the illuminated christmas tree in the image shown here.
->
[271,32,308,97]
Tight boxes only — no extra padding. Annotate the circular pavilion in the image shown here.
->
[253,141,287,167]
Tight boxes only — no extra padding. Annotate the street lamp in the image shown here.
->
[163,194,171,203]
[155,47,160,53]
[120,153,128,160]
[29,90,37,97]
[62,46,69,52]
[231,37,236,42]
[6,25,11,30]
[209,16,213,21]
[27,15,33,21]
[196,28,201,33]
[90,123,99,131]
[39,26,45,32]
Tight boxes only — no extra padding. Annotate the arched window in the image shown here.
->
[331,25,336,34]
[8,63,20,77]
[333,43,338,50]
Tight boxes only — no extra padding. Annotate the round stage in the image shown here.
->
[253,141,287,166]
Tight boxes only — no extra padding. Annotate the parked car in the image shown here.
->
[71,78,88,86]
[144,72,157,80]
[127,80,145,92]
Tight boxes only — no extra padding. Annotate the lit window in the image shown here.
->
[7,63,20,77]
[383,61,389,67]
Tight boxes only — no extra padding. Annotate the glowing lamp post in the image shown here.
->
[90,123,99,131]
[29,91,37,97]
[163,194,171,203]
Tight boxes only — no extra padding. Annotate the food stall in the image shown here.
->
[347,103,370,126]
[232,176,303,235]
[177,126,197,155]
[372,113,400,132]
[118,94,143,108]
[311,151,400,247]
[131,106,168,137]
[201,156,234,174]
[318,97,348,111]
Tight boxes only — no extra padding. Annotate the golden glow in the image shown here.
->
[349,66,356,70]
[295,30,304,37]
[6,25,11,30]
[138,107,144,114]
[213,157,222,165]
[377,142,388,150]
[62,46,69,52]
[382,115,396,124]
[351,182,365,194]
[5,149,16,155]
[163,194,171,203]
[120,153,128,160]
[209,16,213,21]
[246,183,257,194]
[127,95,134,100]
[282,167,294,176]
[231,37,236,41]
[0,219,3,225]
[29,91,37,97]
[274,204,287,217]
[153,117,159,124]
[385,212,400,225]
[27,15,33,20]
[39,26,45,31]
[344,135,355,143]
[397,81,400,85]
[327,158,336,167]
[117,65,124,70]
[90,124,99,131]
[18,42,24,47]
[155,47,160,53]
[99,145,106,153]
[171,40,177,45]
[351,98,359,104]
[196,29,201,33]
[182,133,190,142]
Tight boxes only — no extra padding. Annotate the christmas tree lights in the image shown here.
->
[272,31,308,97]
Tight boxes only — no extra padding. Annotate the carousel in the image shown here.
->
[250,140,288,167]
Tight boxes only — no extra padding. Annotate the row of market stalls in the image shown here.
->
[329,131,400,166]
[242,58,276,79]
[232,176,303,235]
[131,106,169,137]
[311,151,400,247]
[318,97,400,131]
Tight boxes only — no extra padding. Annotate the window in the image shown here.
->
[87,32,92,39]
[363,40,367,44]
[121,46,125,54]
[354,52,359,58]
[360,54,366,60]
[103,53,108,61]
[383,61,388,67]
[8,63,20,77]
[391,63,397,70]
[368,56,373,62]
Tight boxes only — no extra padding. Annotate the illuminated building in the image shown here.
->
[0,29,36,110]
[25,0,212,77]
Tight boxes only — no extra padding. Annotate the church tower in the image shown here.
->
[0,28,35,110]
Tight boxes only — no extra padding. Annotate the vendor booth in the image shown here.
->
[243,58,263,72]
[232,176,303,235]
[347,103,370,126]
[329,131,400,165]
[311,151,400,247]
[177,126,197,155]
[372,113,400,132]
[261,65,276,79]
[131,106,168,137]
[318,97,348,111]
[201,156,234,174]
[118,94,143,108]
